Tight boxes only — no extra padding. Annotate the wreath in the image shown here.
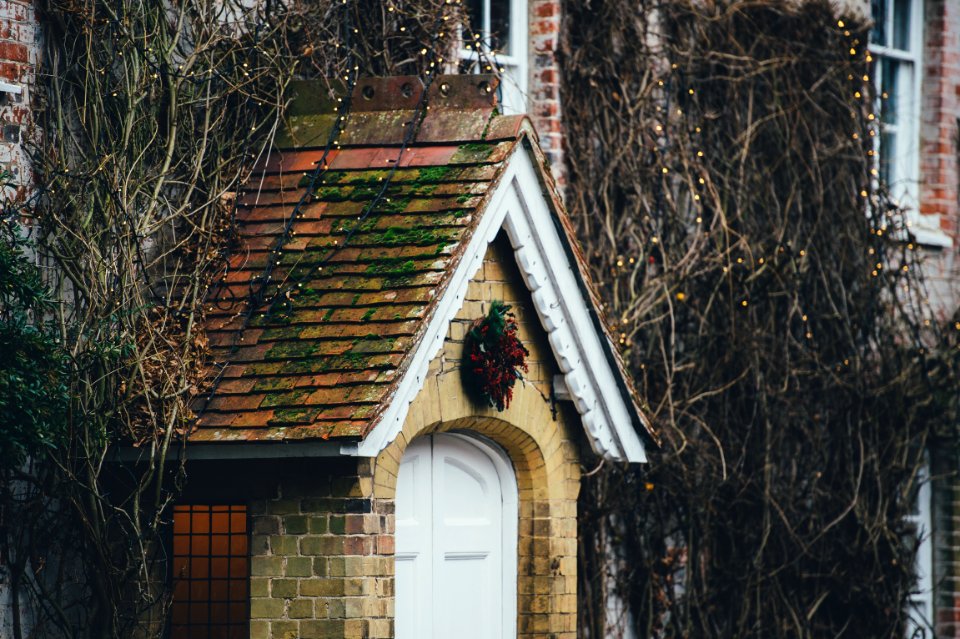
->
[462,300,529,411]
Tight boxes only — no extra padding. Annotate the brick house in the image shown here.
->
[172,74,656,638]
[2,0,959,638]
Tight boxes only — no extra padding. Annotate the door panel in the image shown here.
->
[396,433,513,639]
[435,436,501,639]
[395,438,432,639]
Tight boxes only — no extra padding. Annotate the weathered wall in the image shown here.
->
[246,457,394,639]
[0,3,36,635]
[917,0,960,341]
[919,3,960,634]
[0,0,35,196]
[920,0,960,238]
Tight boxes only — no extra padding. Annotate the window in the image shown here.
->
[869,0,948,245]
[171,505,249,639]
[905,464,934,638]
[460,0,528,114]
[870,0,921,204]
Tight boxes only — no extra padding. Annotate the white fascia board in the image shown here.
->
[502,149,647,463]
[349,145,648,462]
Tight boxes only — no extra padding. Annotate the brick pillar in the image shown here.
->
[0,0,36,196]
[920,0,960,240]
[528,0,565,191]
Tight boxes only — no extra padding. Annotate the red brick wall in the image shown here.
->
[918,0,960,326]
[902,2,960,637]
[527,0,565,190]
[920,0,960,239]
[0,0,35,197]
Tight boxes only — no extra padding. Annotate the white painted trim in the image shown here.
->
[906,460,934,637]
[351,145,649,462]
[872,0,943,244]
[0,81,21,95]
[502,148,647,462]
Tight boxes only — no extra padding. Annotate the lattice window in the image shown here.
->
[171,505,249,639]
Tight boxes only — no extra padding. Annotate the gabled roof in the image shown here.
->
[193,75,658,461]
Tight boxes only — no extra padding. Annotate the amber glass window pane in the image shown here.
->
[171,505,249,639]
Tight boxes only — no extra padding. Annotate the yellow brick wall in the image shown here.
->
[374,231,584,638]
[248,232,585,638]
[246,458,395,639]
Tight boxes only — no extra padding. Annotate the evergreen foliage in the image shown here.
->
[0,213,67,469]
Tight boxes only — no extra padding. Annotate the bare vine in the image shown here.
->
[560,1,959,637]
[2,0,463,637]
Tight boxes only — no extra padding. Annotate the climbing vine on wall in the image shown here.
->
[560,1,960,637]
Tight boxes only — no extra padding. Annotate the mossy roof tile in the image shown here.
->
[193,82,516,442]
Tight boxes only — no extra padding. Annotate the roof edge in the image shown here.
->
[285,75,503,116]
[515,132,660,450]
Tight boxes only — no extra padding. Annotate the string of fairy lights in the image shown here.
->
[34,0,290,315]
[196,0,366,414]
[196,0,507,419]
[606,13,954,367]
[840,17,956,349]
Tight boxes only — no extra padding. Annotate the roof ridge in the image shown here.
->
[287,75,503,117]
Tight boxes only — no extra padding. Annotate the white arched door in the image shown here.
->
[395,433,518,639]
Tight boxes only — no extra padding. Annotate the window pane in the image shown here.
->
[211,557,229,577]
[230,534,247,555]
[173,535,189,557]
[211,535,230,556]
[880,58,899,125]
[893,0,911,50]
[465,0,482,39]
[880,130,897,185]
[229,580,248,601]
[490,0,511,54]
[171,505,248,639]
[870,0,887,46]
[191,511,210,534]
[191,535,209,556]
[230,557,248,576]
[191,557,210,579]
[211,512,229,532]
[210,579,229,602]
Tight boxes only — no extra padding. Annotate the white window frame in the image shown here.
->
[871,0,951,247]
[905,461,934,638]
[458,0,529,115]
